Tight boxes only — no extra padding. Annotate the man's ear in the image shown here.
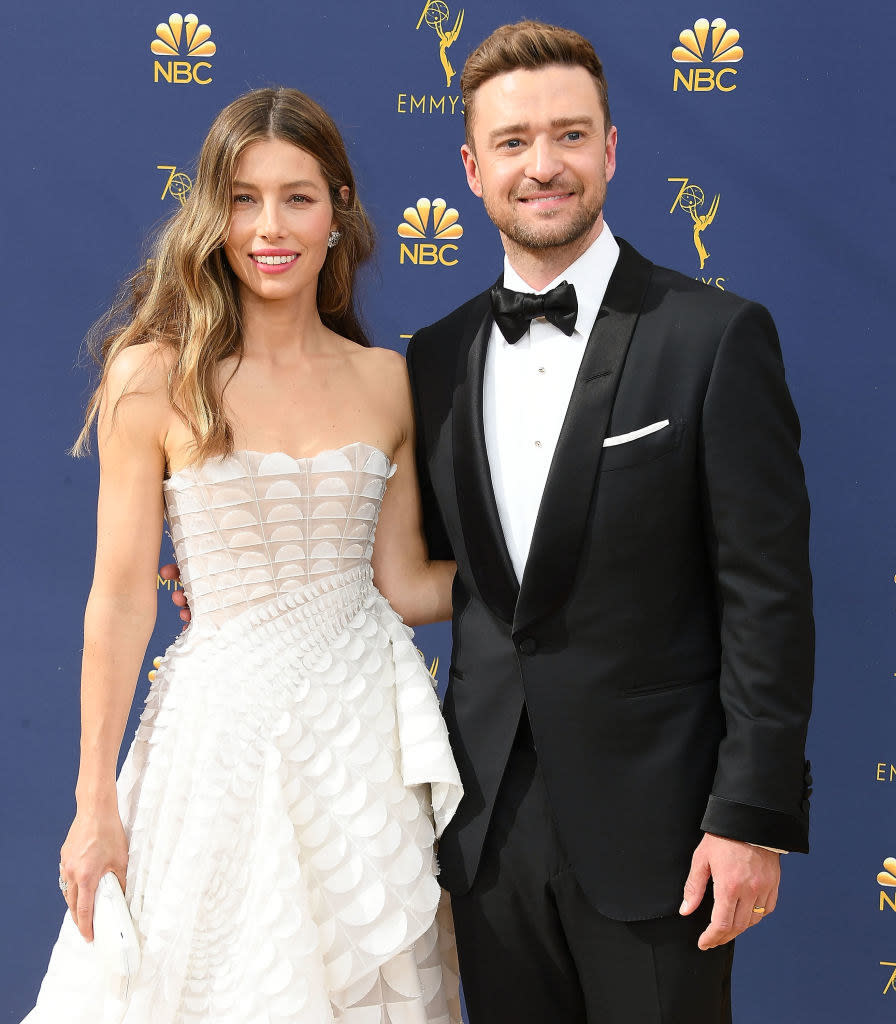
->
[460,143,483,198]
[604,126,618,186]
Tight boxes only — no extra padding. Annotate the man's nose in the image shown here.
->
[525,138,564,183]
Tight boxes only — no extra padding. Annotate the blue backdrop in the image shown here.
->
[2,1,895,1019]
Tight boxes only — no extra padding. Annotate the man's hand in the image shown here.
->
[679,833,780,950]
[159,563,190,624]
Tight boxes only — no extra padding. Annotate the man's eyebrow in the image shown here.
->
[550,115,595,129]
[488,123,528,142]
[487,115,596,142]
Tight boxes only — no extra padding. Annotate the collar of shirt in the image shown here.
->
[501,222,620,341]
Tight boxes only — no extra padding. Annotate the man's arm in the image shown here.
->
[681,300,813,948]
[405,334,454,561]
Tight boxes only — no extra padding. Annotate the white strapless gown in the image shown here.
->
[23,443,464,1024]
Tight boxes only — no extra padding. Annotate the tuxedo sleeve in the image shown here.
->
[405,335,453,561]
[698,302,814,853]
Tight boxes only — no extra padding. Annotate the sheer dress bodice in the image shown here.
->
[164,443,395,629]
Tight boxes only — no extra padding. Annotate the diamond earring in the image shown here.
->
[327,230,341,248]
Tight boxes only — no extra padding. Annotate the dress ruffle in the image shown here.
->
[24,566,463,1024]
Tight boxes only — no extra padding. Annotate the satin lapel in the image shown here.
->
[513,239,654,635]
[452,286,519,624]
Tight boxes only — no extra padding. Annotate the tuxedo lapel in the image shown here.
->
[452,287,519,624]
[513,240,654,634]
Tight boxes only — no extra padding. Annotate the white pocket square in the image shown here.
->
[602,420,671,447]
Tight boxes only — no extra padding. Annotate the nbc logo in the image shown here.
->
[151,12,216,85]
[876,859,896,995]
[879,857,896,912]
[672,18,742,93]
[398,198,463,266]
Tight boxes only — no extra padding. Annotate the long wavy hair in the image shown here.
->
[73,87,376,462]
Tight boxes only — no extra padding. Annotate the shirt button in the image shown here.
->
[519,637,537,655]
[534,440,542,448]
[537,367,546,374]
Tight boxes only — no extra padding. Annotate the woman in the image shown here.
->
[22,88,463,1024]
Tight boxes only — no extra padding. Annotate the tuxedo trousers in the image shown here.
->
[450,712,734,1024]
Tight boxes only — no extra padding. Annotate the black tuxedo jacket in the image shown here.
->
[405,239,813,921]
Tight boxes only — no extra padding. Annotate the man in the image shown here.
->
[404,20,813,1023]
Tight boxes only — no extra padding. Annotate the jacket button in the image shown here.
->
[519,637,537,655]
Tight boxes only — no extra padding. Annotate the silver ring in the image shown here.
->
[58,876,69,896]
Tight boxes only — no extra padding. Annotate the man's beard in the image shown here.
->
[484,181,605,252]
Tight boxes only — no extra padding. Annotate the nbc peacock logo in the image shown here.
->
[397,198,463,267]
[151,12,216,85]
[672,17,742,93]
[879,857,896,912]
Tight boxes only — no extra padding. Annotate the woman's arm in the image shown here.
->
[60,344,169,940]
[370,354,455,626]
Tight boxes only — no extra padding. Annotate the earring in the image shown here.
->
[327,230,341,248]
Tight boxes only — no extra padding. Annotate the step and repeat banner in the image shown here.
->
[2,1,893,1020]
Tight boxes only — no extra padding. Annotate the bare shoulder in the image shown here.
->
[350,344,409,390]
[98,342,178,455]
[103,341,175,403]
[355,345,413,417]
[342,343,413,452]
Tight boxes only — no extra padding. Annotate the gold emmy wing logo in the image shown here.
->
[668,178,720,271]
[157,165,193,205]
[398,198,463,266]
[151,12,216,85]
[416,0,464,88]
[672,18,742,92]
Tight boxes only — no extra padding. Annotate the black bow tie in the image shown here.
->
[489,280,578,344]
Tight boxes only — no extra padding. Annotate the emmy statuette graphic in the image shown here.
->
[669,177,720,270]
[416,0,464,88]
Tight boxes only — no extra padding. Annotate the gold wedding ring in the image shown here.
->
[752,905,766,914]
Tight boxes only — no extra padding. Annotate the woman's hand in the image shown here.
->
[60,803,129,942]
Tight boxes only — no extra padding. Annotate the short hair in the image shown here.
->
[461,21,612,145]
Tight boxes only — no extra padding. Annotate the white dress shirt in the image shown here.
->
[483,224,620,581]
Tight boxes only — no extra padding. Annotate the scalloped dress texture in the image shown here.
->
[23,443,464,1024]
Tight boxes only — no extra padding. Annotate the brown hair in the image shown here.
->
[74,88,375,461]
[461,21,612,144]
